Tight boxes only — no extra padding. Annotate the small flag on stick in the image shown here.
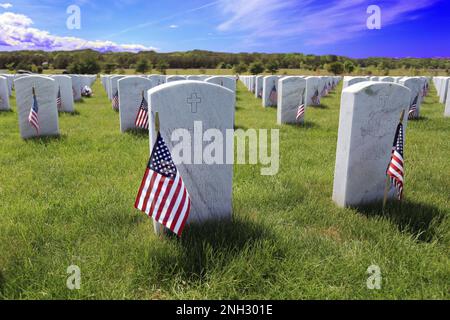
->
[112,90,119,110]
[383,110,405,207]
[296,89,306,122]
[28,87,40,134]
[135,92,149,130]
[56,86,62,111]
[134,113,192,237]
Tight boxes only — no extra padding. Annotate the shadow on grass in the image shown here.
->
[137,216,281,283]
[126,129,148,138]
[310,103,328,109]
[234,124,248,131]
[409,115,428,122]
[60,110,81,116]
[25,134,67,145]
[284,121,319,129]
[0,109,14,116]
[356,201,445,242]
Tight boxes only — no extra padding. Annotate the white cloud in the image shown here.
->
[169,24,179,28]
[0,3,12,9]
[0,12,157,52]
[216,0,442,46]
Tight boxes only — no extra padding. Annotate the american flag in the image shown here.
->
[422,82,429,97]
[56,87,62,111]
[269,84,277,105]
[258,88,263,98]
[28,89,39,134]
[387,121,404,200]
[311,89,321,105]
[296,89,306,121]
[408,95,418,120]
[135,132,191,236]
[112,90,119,110]
[72,86,76,99]
[320,85,327,97]
[135,96,149,129]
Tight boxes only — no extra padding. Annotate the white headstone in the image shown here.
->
[343,77,367,89]
[205,76,236,92]
[147,80,234,231]
[305,76,321,107]
[262,76,279,107]
[255,75,264,98]
[166,75,186,83]
[445,81,450,117]
[332,82,410,207]
[118,76,153,132]
[277,76,306,124]
[0,76,10,111]
[51,75,75,113]
[399,77,423,119]
[439,77,449,104]
[15,75,59,139]
[69,75,82,101]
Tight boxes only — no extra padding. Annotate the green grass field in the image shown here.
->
[0,79,448,299]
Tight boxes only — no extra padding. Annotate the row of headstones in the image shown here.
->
[99,74,237,133]
[433,76,450,117]
[343,76,431,119]
[239,75,341,124]
[7,75,96,138]
[0,73,96,113]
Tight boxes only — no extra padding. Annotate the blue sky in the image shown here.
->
[0,0,449,57]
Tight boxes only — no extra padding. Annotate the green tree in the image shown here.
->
[233,63,248,74]
[344,61,355,74]
[249,61,265,75]
[156,60,169,75]
[103,63,116,74]
[135,59,151,74]
[265,61,279,74]
[327,62,344,75]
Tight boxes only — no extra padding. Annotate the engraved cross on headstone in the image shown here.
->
[187,93,201,113]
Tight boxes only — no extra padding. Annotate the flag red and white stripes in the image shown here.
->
[28,90,39,134]
[112,90,119,110]
[387,122,404,200]
[296,104,305,121]
[56,87,62,111]
[135,133,191,236]
[135,96,149,129]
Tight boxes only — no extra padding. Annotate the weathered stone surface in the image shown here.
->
[15,75,59,139]
[277,76,306,124]
[118,76,153,132]
[262,76,279,107]
[51,75,74,113]
[147,80,234,231]
[0,76,10,111]
[332,82,410,207]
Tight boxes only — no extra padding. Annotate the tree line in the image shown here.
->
[0,49,448,75]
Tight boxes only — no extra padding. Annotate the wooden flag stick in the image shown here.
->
[141,90,145,99]
[32,86,36,96]
[383,109,406,210]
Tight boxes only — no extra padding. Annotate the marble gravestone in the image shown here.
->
[439,77,449,104]
[118,76,153,132]
[69,75,82,101]
[15,75,59,139]
[305,76,321,107]
[343,77,367,89]
[277,76,306,124]
[332,82,410,207]
[187,75,203,81]
[262,76,279,107]
[205,76,236,93]
[166,75,186,83]
[110,75,125,105]
[51,75,75,113]
[399,77,423,118]
[445,81,450,117]
[255,75,264,98]
[148,75,164,87]
[0,76,10,111]
[379,76,394,83]
[147,80,234,234]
